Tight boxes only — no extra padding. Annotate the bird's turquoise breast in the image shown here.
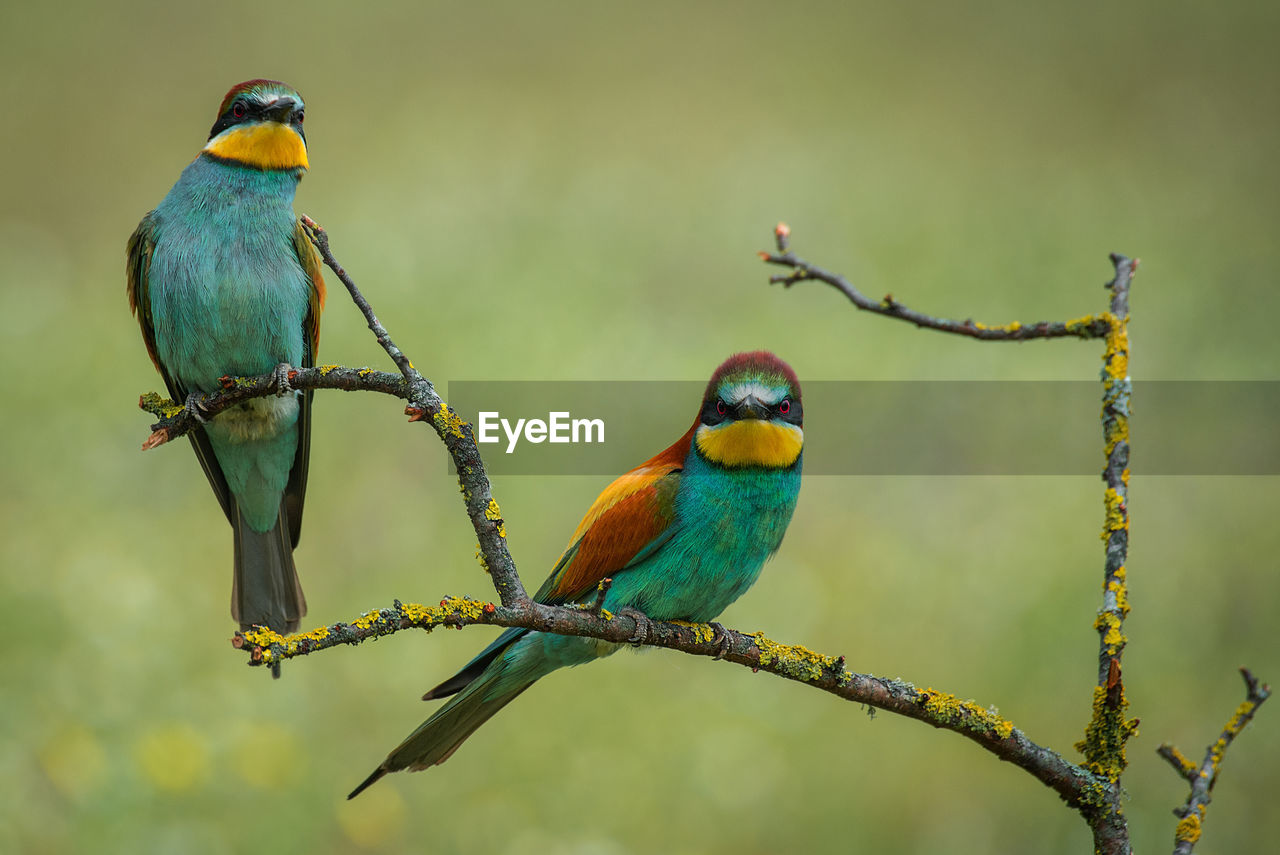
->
[605,450,802,622]
[144,155,311,531]
[147,156,310,393]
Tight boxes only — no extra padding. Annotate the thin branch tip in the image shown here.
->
[759,225,1121,342]
[773,221,791,252]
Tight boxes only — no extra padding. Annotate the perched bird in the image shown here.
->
[350,350,803,797]
[127,80,325,656]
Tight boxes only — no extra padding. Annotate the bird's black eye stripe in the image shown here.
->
[700,393,802,426]
[777,398,803,424]
[208,100,259,139]
[700,397,730,426]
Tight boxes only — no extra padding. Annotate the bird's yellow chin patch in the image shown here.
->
[696,421,802,468]
[203,123,308,171]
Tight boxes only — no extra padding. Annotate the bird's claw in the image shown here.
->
[183,391,210,424]
[709,621,731,660]
[272,363,296,396]
[618,607,651,645]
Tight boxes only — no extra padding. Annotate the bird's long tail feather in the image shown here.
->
[349,662,537,799]
[232,503,306,677]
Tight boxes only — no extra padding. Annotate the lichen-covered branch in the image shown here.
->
[758,228,1261,855]
[1071,253,1140,853]
[138,365,408,448]
[233,599,1102,809]
[1158,668,1272,854]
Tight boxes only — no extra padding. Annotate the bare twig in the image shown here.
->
[302,217,530,610]
[759,221,1112,340]
[301,215,418,384]
[1160,668,1272,854]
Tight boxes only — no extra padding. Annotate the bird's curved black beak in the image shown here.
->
[263,96,301,124]
[734,396,769,420]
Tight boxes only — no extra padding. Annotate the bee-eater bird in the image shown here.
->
[126,80,325,656]
[350,350,803,797]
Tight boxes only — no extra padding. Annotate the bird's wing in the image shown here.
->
[422,423,697,701]
[294,219,327,357]
[283,219,327,547]
[533,423,696,605]
[126,213,164,375]
[127,213,233,524]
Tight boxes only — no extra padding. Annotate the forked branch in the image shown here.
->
[1158,668,1272,854]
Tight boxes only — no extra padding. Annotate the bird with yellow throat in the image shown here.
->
[127,80,325,666]
[351,350,803,796]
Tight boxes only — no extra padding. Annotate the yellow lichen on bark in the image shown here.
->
[484,498,507,537]
[918,688,1015,739]
[1076,686,1139,781]
[1175,810,1203,843]
[1101,488,1127,541]
[751,633,842,682]
[433,403,468,439]
[669,620,717,644]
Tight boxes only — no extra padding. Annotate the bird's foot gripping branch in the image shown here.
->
[135,221,1268,855]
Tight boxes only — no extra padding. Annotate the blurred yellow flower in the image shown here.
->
[40,724,107,800]
[134,724,209,791]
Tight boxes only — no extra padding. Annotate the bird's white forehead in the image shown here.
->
[718,380,787,405]
[236,85,302,108]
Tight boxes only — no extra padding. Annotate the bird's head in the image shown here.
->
[202,79,309,172]
[694,351,803,469]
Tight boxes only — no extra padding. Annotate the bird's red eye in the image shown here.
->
[295,110,304,124]
[779,399,791,414]
[232,102,247,119]
[716,400,727,415]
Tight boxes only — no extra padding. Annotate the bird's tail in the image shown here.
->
[232,501,307,653]
[348,656,537,799]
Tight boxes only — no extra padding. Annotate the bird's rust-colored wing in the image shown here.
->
[424,422,696,701]
[293,219,326,358]
[283,219,327,547]
[534,423,696,604]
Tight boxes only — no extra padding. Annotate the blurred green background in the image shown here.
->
[1,1,1276,852]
